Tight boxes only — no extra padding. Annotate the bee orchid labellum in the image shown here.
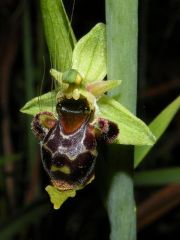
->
[31,80,119,191]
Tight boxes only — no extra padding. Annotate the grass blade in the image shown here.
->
[134,167,180,186]
[134,96,180,168]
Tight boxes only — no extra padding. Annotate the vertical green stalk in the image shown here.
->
[106,0,137,112]
[105,0,138,240]
[23,0,36,180]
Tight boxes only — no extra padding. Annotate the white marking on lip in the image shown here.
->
[49,133,55,140]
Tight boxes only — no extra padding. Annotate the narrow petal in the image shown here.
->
[87,80,121,97]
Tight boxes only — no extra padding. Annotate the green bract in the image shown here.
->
[21,23,156,209]
[41,0,76,71]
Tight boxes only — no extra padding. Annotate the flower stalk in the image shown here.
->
[105,0,138,239]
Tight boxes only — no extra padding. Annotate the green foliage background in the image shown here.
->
[0,0,179,240]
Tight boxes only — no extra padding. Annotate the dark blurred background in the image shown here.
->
[0,0,180,239]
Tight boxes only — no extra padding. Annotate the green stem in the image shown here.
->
[105,0,138,239]
[106,0,137,112]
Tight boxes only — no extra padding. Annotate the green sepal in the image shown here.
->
[134,95,180,167]
[87,80,121,97]
[45,185,76,210]
[20,92,56,116]
[72,23,107,83]
[97,95,156,146]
